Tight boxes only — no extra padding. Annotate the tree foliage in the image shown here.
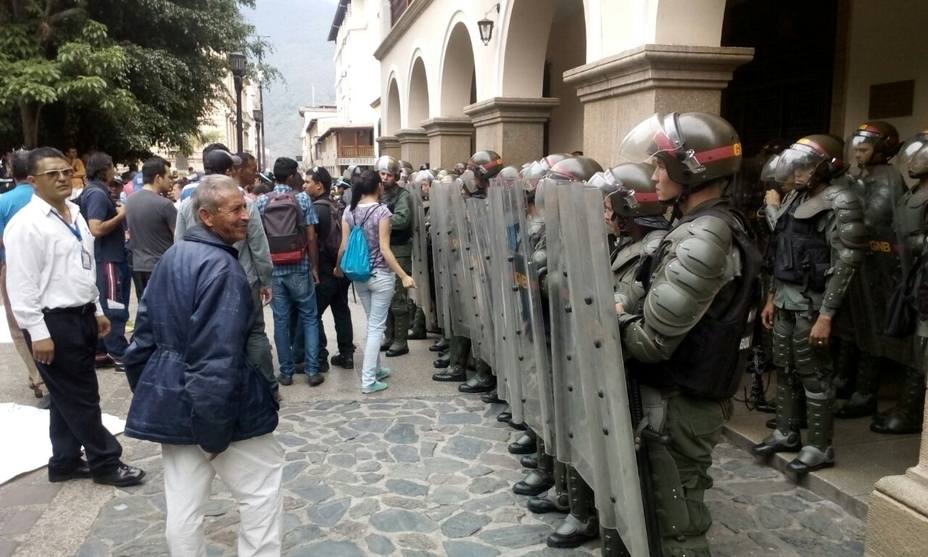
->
[0,0,274,161]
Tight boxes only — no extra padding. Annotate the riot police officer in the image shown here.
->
[753,135,867,474]
[875,130,928,434]
[836,121,909,420]
[374,155,416,357]
[432,150,503,394]
[616,112,755,556]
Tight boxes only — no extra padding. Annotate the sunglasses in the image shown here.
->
[35,168,75,179]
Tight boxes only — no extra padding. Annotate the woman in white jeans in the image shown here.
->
[335,170,415,393]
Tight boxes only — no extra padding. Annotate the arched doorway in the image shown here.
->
[408,56,430,128]
[385,77,402,135]
[439,21,476,117]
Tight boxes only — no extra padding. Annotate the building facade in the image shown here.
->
[329,0,928,553]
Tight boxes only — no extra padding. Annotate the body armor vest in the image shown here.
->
[382,186,413,244]
[773,195,829,292]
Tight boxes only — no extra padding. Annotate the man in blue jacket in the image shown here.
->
[123,174,282,556]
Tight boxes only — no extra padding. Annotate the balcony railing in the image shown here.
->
[338,145,374,158]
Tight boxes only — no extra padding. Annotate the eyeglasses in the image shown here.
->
[35,168,75,180]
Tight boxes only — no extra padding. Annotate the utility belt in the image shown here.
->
[43,303,96,316]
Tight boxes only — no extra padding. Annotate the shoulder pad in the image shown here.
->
[827,185,862,211]
[907,186,928,209]
[642,230,668,256]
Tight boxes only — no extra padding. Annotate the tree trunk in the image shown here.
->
[20,102,41,148]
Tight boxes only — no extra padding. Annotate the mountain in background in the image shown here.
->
[243,0,336,163]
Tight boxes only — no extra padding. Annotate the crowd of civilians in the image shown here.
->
[0,143,417,556]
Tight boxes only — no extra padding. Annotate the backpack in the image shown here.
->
[312,198,342,262]
[340,205,379,282]
[261,191,306,266]
[633,207,763,400]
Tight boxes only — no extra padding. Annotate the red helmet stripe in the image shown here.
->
[634,192,659,203]
[694,143,741,164]
[652,131,675,152]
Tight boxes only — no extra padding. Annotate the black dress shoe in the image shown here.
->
[429,339,449,352]
[508,433,537,455]
[331,353,354,369]
[458,375,496,394]
[497,411,512,423]
[433,369,466,382]
[49,460,92,483]
[512,469,554,496]
[93,463,146,487]
[520,454,538,469]
[308,373,325,387]
[528,494,569,514]
[433,356,450,369]
[386,345,409,357]
[481,391,502,404]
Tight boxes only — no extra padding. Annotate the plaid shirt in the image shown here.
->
[256,184,318,277]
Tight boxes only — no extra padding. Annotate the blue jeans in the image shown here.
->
[96,260,130,358]
[270,272,320,377]
[355,271,395,387]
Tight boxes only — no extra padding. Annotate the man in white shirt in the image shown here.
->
[4,147,145,487]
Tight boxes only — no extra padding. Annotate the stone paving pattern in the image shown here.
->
[66,396,865,557]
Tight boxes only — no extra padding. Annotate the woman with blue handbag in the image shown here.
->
[335,170,416,393]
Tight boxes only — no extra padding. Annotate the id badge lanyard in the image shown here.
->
[53,210,93,270]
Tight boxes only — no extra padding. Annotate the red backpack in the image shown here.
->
[261,191,306,265]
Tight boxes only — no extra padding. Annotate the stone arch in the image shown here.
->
[438,19,476,117]
[407,54,430,128]
[385,75,402,136]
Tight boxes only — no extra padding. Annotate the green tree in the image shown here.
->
[0,0,273,161]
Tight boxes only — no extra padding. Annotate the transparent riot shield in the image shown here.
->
[448,187,475,341]
[486,181,523,425]
[410,181,436,332]
[511,178,556,449]
[538,178,595,478]
[428,179,453,336]
[560,184,649,556]
[464,196,495,368]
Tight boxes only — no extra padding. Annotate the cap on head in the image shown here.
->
[204,149,241,175]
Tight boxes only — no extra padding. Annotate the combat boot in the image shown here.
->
[547,467,598,548]
[386,306,410,356]
[520,454,538,469]
[528,459,569,513]
[788,396,835,474]
[408,306,427,339]
[600,528,632,557]
[755,369,804,455]
[752,428,801,457]
[380,313,394,351]
[835,355,879,418]
[433,353,450,368]
[458,362,496,393]
[513,468,554,496]
[508,432,537,454]
[432,366,466,382]
[481,390,502,404]
[765,369,807,429]
[429,338,449,352]
[871,366,925,434]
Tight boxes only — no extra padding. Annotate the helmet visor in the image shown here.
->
[617,113,707,175]
[775,146,825,187]
[760,154,781,184]
[896,135,928,184]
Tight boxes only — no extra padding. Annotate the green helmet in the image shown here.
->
[546,156,603,182]
[608,163,664,219]
[849,120,901,167]
[467,150,503,180]
[374,155,400,177]
[775,134,847,188]
[618,112,742,188]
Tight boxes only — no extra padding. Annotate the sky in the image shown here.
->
[242,0,338,163]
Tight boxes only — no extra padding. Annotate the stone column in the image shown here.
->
[563,44,754,165]
[463,97,560,166]
[376,135,401,160]
[865,387,928,555]
[422,117,474,169]
[395,128,430,169]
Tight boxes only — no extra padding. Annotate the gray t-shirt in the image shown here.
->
[125,188,177,272]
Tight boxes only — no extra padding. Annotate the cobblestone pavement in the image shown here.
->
[65,396,864,557]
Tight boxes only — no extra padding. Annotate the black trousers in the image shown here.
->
[26,306,122,474]
[131,271,152,302]
[316,274,354,359]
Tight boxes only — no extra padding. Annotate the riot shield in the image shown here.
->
[486,181,523,425]
[538,178,595,479]
[464,196,495,369]
[559,183,649,555]
[428,179,453,336]
[410,181,436,332]
[448,187,475,341]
